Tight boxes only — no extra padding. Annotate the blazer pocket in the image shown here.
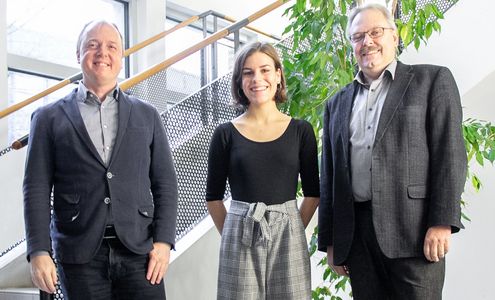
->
[407,185,427,199]
[138,205,154,218]
[54,194,80,223]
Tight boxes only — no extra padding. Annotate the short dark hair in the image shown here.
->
[76,20,124,57]
[231,41,287,109]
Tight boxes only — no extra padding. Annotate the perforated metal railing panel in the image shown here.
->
[128,71,238,240]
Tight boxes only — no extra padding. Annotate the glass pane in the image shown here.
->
[7,71,77,143]
[7,0,126,69]
[217,40,235,77]
[164,19,235,80]
[165,19,202,76]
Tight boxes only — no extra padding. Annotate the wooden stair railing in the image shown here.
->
[6,0,285,150]
[0,5,281,120]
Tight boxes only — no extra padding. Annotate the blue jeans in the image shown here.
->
[58,238,166,300]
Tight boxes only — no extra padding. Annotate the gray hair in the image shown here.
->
[346,3,397,39]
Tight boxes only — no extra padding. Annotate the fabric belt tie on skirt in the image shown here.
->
[229,200,298,247]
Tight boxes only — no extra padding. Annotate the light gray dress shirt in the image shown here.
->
[76,81,119,166]
[31,82,120,257]
[349,60,397,202]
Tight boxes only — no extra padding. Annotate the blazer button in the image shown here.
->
[106,172,113,179]
[104,197,111,204]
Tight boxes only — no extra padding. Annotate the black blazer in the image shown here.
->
[23,88,178,264]
[318,61,467,265]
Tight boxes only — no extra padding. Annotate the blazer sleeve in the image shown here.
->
[318,99,334,251]
[23,108,55,260]
[426,67,467,232]
[149,108,179,247]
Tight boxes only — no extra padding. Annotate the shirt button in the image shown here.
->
[367,126,371,129]
[107,172,113,179]
[369,108,373,111]
[367,145,371,149]
[103,125,108,129]
[104,197,111,204]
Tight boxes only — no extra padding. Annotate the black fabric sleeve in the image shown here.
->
[299,120,320,197]
[206,124,230,201]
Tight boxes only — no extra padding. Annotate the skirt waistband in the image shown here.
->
[229,200,299,247]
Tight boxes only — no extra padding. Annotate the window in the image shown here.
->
[7,71,76,143]
[6,0,128,143]
[7,0,127,69]
[163,17,236,99]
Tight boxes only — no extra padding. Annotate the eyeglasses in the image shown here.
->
[349,27,394,43]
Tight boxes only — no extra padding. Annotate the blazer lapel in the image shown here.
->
[374,62,413,146]
[61,90,106,166]
[341,82,359,165]
[108,90,132,167]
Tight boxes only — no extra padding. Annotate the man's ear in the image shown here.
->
[76,52,81,64]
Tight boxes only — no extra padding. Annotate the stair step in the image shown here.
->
[0,288,38,300]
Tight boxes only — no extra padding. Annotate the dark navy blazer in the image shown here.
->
[23,88,178,264]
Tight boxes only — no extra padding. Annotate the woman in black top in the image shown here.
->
[206,41,320,299]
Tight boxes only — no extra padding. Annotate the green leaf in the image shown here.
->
[471,174,482,191]
[414,36,421,49]
[488,150,495,163]
[432,21,442,32]
[425,22,433,38]
[461,211,472,222]
[400,24,413,46]
[431,4,444,19]
[296,0,306,13]
[476,151,484,166]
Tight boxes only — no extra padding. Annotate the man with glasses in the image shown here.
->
[318,3,466,299]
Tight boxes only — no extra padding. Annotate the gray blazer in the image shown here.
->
[23,88,178,264]
[318,61,467,265]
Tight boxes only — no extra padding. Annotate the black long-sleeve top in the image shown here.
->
[206,118,320,205]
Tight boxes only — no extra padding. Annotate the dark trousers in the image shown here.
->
[58,238,166,300]
[346,202,445,300]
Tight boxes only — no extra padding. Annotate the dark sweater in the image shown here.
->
[206,118,320,205]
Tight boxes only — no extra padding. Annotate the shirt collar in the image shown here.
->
[77,81,120,104]
[354,59,397,86]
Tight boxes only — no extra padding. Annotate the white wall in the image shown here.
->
[443,70,495,300]
[165,217,221,300]
[129,0,167,74]
[399,0,495,97]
